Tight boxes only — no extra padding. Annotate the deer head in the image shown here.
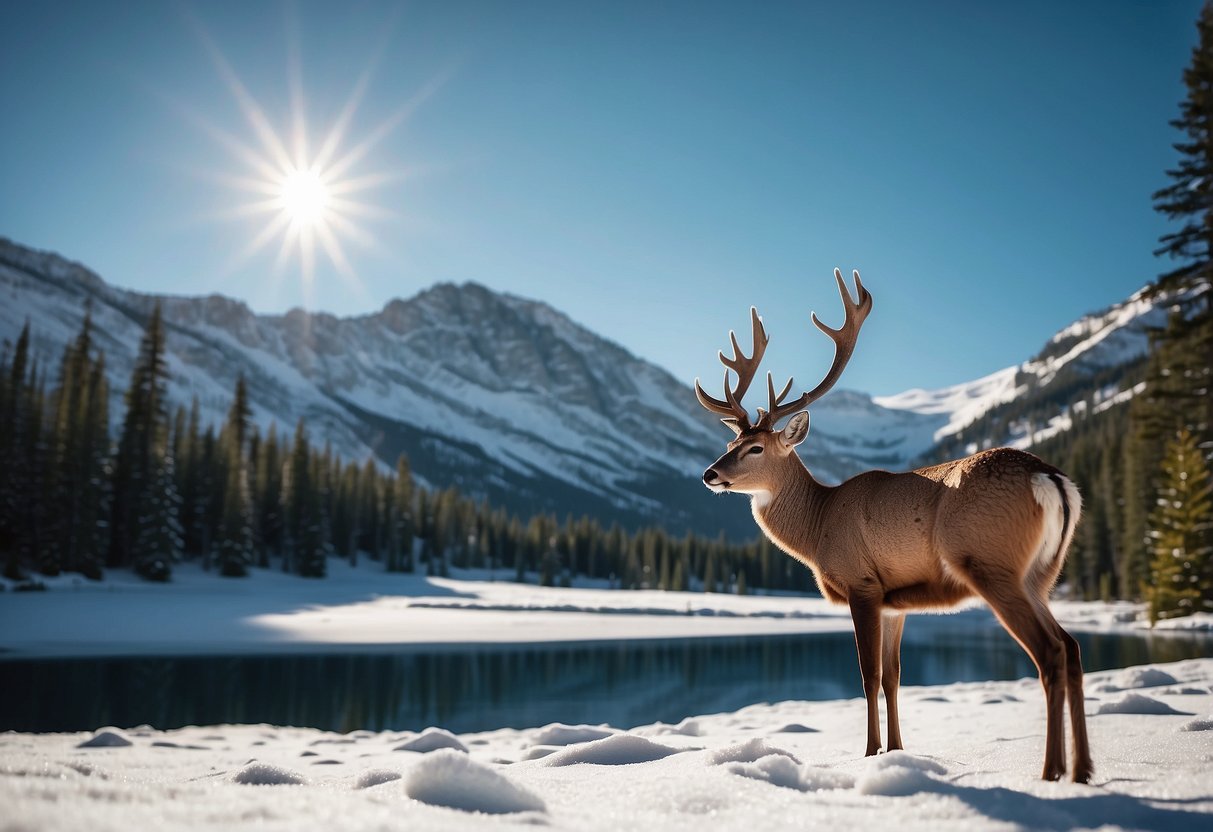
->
[697,268,872,495]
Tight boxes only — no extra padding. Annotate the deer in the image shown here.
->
[695,269,1092,783]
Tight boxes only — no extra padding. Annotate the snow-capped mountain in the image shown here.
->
[877,285,1189,455]
[0,237,1178,534]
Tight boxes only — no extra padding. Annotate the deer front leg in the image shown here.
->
[850,596,884,756]
[881,611,906,751]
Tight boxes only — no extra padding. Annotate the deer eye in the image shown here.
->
[747,445,764,455]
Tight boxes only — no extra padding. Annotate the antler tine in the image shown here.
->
[695,307,769,430]
[757,269,873,429]
[694,373,741,419]
[718,307,768,401]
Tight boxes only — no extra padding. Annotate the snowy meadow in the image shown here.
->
[3,567,1213,830]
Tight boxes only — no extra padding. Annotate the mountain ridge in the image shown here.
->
[0,236,1175,535]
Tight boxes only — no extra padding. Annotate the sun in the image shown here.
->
[279,167,330,227]
[179,17,433,300]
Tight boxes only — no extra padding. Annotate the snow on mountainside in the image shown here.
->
[0,237,1177,531]
[876,285,1188,454]
[0,238,749,533]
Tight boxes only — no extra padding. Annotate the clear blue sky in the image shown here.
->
[0,1,1202,397]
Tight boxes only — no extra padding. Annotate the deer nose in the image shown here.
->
[703,469,719,485]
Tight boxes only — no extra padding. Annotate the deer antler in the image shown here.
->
[755,268,873,429]
[694,307,768,433]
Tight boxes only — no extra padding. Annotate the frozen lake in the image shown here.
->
[3,628,1210,734]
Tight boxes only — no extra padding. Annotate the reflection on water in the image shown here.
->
[1,630,1209,733]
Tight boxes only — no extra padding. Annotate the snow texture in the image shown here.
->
[231,762,307,785]
[393,728,469,754]
[541,734,683,766]
[3,562,1212,659]
[6,659,1213,831]
[1180,716,1213,732]
[404,749,545,814]
[353,769,402,789]
[529,724,617,746]
[76,729,133,749]
[1094,693,1194,716]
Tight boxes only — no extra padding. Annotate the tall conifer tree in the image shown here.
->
[1145,429,1213,622]
[217,375,254,576]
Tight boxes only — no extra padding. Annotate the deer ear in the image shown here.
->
[780,412,809,447]
[720,417,745,436]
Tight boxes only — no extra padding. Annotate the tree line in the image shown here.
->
[0,306,815,595]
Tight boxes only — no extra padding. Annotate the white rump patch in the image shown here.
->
[1028,472,1082,580]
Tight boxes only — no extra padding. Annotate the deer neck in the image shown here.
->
[750,455,830,566]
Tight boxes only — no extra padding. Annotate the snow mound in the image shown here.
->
[1117,667,1180,689]
[521,745,559,761]
[530,723,616,746]
[1151,613,1213,631]
[232,762,307,785]
[354,769,402,789]
[542,734,681,766]
[1096,693,1193,716]
[709,738,800,765]
[393,727,468,754]
[724,755,854,792]
[774,722,817,733]
[643,718,702,736]
[77,729,132,748]
[856,752,949,797]
[1179,716,1213,732]
[404,749,545,814]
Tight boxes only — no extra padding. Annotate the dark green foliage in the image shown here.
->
[216,375,254,577]
[108,303,178,578]
[47,310,110,579]
[286,420,327,578]
[1152,2,1213,303]
[1145,429,1213,623]
[2,317,832,596]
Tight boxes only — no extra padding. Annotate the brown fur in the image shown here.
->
[704,432,1092,783]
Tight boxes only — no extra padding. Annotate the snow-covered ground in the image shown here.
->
[5,564,1212,829]
[2,658,1211,831]
[2,560,1210,659]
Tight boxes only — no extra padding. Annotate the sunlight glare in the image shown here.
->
[279,167,329,227]
[181,11,432,302]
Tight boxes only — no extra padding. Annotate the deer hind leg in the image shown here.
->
[849,596,884,756]
[1029,593,1093,783]
[955,562,1069,781]
[881,611,906,751]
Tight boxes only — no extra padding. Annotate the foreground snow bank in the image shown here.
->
[4,659,1212,831]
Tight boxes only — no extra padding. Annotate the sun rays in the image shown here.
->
[176,10,427,305]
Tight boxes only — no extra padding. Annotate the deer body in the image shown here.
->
[696,270,1092,782]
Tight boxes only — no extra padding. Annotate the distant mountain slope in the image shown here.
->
[0,237,1180,534]
[0,239,923,536]
[877,286,1187,460]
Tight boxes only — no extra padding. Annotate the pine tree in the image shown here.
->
[109,303,178,579]
[48,312,109,578]
[133,450,182,581]
[286,420,325,578]
[1145,429,1213,623]
[388,454,414,572]
[216,375,254,576]
[1,322,31,578]
[177,399,203,556]
[1153,2,1213,303]
[1149,0,1213,450]
[76,352,111,579]
[254,423,284,563]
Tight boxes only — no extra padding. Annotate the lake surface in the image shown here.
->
[2,629,1210,734]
